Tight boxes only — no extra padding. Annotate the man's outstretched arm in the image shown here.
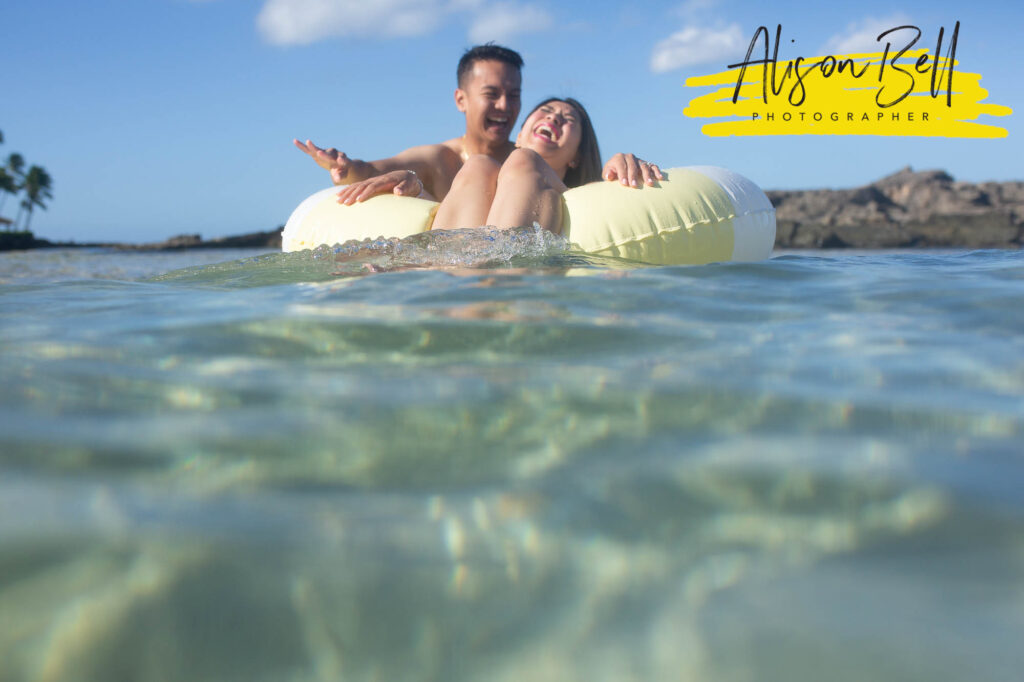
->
[296,138,462,201]
[294,139,381,185]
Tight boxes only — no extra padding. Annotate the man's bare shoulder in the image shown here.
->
[369,142,461,179]
[364,140,464,199]
[439,137,465,157]
[414,137,504,163]
[394,141,463,180]
[392,140,463,164]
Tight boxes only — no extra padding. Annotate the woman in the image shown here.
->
[431,97,655,235]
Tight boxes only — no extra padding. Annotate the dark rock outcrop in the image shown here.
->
[1,227,284,252]
[115,228,283,251]
[0,232,43,251]
[769,167,1023,248]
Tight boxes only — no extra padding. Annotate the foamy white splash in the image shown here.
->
[329,224,571,273]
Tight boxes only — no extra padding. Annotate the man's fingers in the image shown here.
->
[318,147,338,162]
[337,172,416,204]
[355,182,379,203]
[339,185,367,204]
[295,139,322,158]
[358,178,398,202]
[337,178,395,205]
[393,177,418,196]
[392,171,422,197]
[337,179,369,204]
[336,185,356,204]
[319,149,348,168]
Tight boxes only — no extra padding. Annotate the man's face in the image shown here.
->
[455,60,522,145]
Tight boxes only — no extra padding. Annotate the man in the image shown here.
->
[294,44,658,204]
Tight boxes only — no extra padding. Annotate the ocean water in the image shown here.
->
[1,235,1022,682]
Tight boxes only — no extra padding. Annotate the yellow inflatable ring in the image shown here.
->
[281,166,775,265]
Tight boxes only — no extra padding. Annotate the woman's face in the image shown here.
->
[516,100,584,175]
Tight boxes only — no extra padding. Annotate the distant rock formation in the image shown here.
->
[769,167,1024,248]
[0,231,40,251]
[1,227,284,252]
[115,228,283,251]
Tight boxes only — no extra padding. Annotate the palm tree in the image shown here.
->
[0,169,16,230]
[18,165,53,232]
[2,153,26,229]
[0,132,10,228]
[7,152,25,179]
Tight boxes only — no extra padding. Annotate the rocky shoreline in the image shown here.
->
[0,228,283,252]
[3,168,1022,252]
[110,228,284,251]
[770,167,1023,249]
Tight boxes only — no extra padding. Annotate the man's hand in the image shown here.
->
[603,153,663,188]
[294,139,355,185]
[336,170,425,205]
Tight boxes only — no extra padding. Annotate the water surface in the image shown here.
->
[1,242,1022,681]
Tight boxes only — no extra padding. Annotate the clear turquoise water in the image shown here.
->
[1,240,1022,681]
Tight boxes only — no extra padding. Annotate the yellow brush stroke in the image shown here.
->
[684,50,1012,137]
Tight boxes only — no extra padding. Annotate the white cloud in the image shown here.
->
[671,0,719,20]
[820,15,913,55]
[468,2,553,43]
[257,0,552,46]
[650,24,745,73]
[257,0,447,45]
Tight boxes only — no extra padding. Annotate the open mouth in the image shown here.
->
[534,123,558,142]
[485,116,509,130]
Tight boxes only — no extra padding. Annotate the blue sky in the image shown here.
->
[2,0,1019,242]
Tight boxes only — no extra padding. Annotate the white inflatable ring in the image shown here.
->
[282,166,775,265]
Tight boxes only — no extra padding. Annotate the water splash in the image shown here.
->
[148,249,341,286]
[144,226,574,285]
[332,224,571,274]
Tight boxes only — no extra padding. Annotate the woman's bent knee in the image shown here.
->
[445,154,501,195]
[459,154,501,177]
[498,148,545,178]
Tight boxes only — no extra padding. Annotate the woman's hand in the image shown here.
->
[336,170,424,205]
[602,153,663,187]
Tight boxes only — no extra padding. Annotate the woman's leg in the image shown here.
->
[486,149,567,234]
[431,155,501,230]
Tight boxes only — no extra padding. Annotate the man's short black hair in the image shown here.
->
[457,43,524,87]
